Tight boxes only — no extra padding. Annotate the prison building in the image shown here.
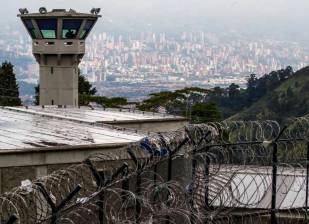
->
[194,165,308,223]
[0,105,189,193]
[0,107,146,193]
[5,106,188,132]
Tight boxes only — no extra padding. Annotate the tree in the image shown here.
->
[0,62,21,106]
[191,102,221,123]
[279,66,294,81]
[247,74,258,89]
[78,70,97,96]
[213,86,224,97]
[34,84,40,105]
[228,83,240,98]
[246,74,258,102]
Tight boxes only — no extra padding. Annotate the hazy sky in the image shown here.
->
[4,0,309,41]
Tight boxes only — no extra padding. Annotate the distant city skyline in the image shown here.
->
[2,28,308,102]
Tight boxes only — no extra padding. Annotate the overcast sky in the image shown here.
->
[3,0,309,41]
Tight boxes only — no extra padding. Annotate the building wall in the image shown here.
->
[109,119,188,133]
[0,144,126,193]
[39,54,80,106]
[0,144,192,194]
[34,40,85,106]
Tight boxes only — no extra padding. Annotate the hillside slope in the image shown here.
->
[230,66,309,121]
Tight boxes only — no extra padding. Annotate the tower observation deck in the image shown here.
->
[18,8,101,106]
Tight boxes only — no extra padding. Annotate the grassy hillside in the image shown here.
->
[230,66,309,121]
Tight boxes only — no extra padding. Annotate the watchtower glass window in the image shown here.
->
[23,19,36,39]
[62,19,83,39]
[79,20,95,39]
[36,19,57,39]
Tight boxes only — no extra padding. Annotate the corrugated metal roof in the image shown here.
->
[195,165,307,210]
[0,108,143,150]
[5,106,184,124]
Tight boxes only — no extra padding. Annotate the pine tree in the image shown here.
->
[78,70,97,96]
[34,84,39,105]
[0,62,21,106]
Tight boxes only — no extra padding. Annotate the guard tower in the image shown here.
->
[18,8,101,106]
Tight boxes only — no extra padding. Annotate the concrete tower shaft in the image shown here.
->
[18,8,101,106]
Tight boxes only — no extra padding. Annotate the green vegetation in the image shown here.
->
[230,66,309,122]
[34,85,39,105]
[191,102,221,123]
[78,71,127,107]
[138,87,209,112]
[138,66,308,123]
[207,66,294,118]
[78,73,97,96]
[0,62,21,106]
[137,87,220,123]
[32,63,308,123]
[79,95,127,108]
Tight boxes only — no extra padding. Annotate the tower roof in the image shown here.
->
[18,8,101,18]
[18,8,101,41]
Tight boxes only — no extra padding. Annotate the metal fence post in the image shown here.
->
[204,146,210,224]
[84,159,105,224]
[271,142,278,224]
[190,147,197,224]
[167,151,172,182]
[53,185,82,224]
[270,126,287,224]
[35,183,81,224]
[136,169,142,224]
[165,149,173,224]
[305,142,309,223]
[127,149,142,224]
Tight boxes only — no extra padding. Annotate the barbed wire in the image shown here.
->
[0,117,308,223]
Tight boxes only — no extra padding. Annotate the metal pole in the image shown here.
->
[204,146,210,224]
[305,142,309,223]
[190,148,197,224]
[270,126,287,224]
[97,194,105,224]
[136,170,141,224]
[84,159,105,224]
[271,142,278,224]
[165,151,173,224]
[126,149,141,224]
[167,151,172,182]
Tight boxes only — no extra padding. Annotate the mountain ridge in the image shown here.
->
[229,66,309,121]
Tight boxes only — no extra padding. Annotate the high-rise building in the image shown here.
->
[18,8,101,106]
